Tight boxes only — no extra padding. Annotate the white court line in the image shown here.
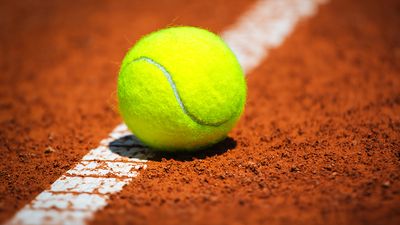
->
[5,0,327,224]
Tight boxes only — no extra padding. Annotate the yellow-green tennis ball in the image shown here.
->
[117,26,246,151]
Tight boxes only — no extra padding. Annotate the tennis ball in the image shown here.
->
[117,26,246,151]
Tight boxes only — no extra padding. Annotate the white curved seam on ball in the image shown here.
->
[132,56,230,127]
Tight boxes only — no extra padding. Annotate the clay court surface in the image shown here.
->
[1,0,400,224]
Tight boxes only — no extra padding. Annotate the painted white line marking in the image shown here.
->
[66,161,144,178]
[50,176,131,194]
[5,0,327,224]
[82,146,149,162]
[223,0,328,74]
[11,208,93,225]
[31,192,107,211]
[6,125,148,225]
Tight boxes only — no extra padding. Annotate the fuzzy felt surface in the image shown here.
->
[118,26,246,150]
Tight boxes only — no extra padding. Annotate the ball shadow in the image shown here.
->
[108,135,236,162]
[149,137,236,162]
